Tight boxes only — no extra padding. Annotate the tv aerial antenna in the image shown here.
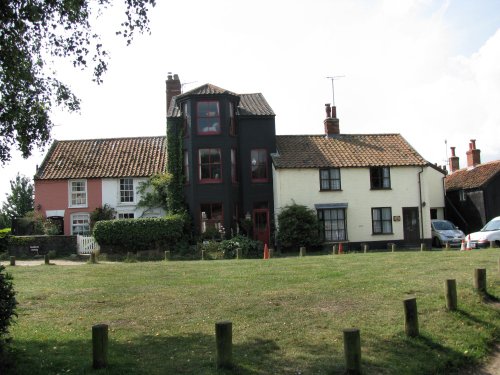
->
[326,75,345,106]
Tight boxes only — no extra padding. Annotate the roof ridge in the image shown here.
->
[55,135,165,143]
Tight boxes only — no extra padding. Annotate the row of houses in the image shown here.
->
[33,74,500,249]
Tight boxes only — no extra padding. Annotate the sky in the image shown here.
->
[2,0,500,205]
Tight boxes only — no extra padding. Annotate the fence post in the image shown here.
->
[391,243,396,253]
[9,256,15,266]
[215,321,232,369]
[236,248,242,260]
[164,250,171,261]
[92,324,108,369]
[444,279,457,311]
[299,246,306,257]
[420,243,425,252]
[473,268,487,295]
[44,254,50,265]
[201,249,205,260]
[343,328,361,374]
[332,244,337,255]
[90,252,97,264]
[403,297,419,337]
[363,244,368,254]
[445,242,450,250]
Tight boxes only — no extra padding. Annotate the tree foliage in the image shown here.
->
[137,173,171,212]
[276,204,321,250]
[2,174,34,220]
[0,0,156,163]
[89,204,116,230]
[166,119,186,213]
[0,264,17,348]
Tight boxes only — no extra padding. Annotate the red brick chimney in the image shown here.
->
[324,103,339,136]
[466,139,481,168]
[449,147,460,173]
[166,73,181,115]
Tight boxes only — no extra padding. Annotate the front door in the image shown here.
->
[253,209,270,246]
[403,207,420,245]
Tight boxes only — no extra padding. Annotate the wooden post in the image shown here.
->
[92,323,108,369]
[164,250,170,261]
[215,321,232,369]
[490,241,497,248]
[332,244,337,255]
[403,297,419,337]
[269,248,274,258]
[473,268,487,294]
[498,258,500,273]
[9,256,15,266]
[201,249,205,260]
[420,243,425,252]
[90,252,97,264]
[363,244,368,254]
[444,279,457,311]
[445,242,450,250]
[299,246,306,257]
[343,328,361,374]
[391,243,396,253]
[236,248,242,260]
[44,254,50,265]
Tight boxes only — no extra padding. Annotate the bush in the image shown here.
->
[201,235,263,260]
[276,204,321,251]
[93,214,186,253]
[0,229,10,253]
[0,265,17,348]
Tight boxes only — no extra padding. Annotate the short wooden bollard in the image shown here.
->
[490,241,497,248]
[473,268,487,294]
[343,328,361,374]
[391,243,396,252]
[164,250,170,261]
[444,279,457,311]
[201,249,205,260]
[445,242,451,250]
[215,321,232,369]
[420,243,425,252]
[269,248,274,258]
[44,254,50,265]
[236,248,242,259]
[403,297,419,337]
[92,324,108,369]
[9,256,15,266]
[332,245,337,255]
[299,246,306,257]
[90,252,97,264]
[498,258,500,273]
[363,244,368,254]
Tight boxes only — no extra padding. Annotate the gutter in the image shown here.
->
[418,166,424,241]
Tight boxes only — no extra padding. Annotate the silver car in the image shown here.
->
[431,220,465,248]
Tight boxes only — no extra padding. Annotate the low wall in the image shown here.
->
[8,235,77,258]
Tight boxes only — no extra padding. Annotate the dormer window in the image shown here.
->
[197,101,220,135]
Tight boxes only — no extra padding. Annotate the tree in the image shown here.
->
[276,204,321,250]
[90,204,116,230]
[0,265,17,349]
[0,0,156,163]
[137,173,171,213]
[2,174,34,220]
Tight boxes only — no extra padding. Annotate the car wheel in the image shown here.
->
[433,237,442,248]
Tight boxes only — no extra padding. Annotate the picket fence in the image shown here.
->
[77,235,100,255]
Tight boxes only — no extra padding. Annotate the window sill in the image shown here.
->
[69,205,88,209]
[372,232,394,235]
[319,189,342,192]
[370,188,392,191]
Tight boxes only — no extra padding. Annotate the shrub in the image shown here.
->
[276,204,321,250]
[93,214,186,253]
[201,235,263,260]
[90,204,116,230]
[0,229,10,253]
[0,265,17,348]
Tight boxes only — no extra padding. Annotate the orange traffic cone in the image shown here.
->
[263,243,270,259]
[460,239,465,251]
[338,243,343,254]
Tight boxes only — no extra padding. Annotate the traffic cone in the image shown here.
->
[263,243,270,259]
[460,239,465,251]
[338,243,343,254]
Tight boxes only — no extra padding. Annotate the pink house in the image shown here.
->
[34,136,167,235]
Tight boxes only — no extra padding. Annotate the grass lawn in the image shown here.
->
[2,249,500,374]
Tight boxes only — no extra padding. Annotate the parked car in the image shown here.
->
[431,219,465,248]
[467,216,500,248]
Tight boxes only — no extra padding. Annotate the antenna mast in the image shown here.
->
[326,75,345,106]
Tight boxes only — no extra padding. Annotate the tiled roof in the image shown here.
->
[238,93,275,116]
[36,136,166,180]
[167,85,275,117]
[445,160,500,191]
[272,134,427,168]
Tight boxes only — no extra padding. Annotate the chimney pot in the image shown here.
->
[325,103,331,118]
[450,146,456,156]
[470,139,476,149]
[449,146,459,172]
[466,140,481,168]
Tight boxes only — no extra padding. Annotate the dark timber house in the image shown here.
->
[166,74,276,245]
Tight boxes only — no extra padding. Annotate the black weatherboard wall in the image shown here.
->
[166,76,276,244]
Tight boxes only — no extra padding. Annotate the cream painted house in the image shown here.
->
[271,106,446,250]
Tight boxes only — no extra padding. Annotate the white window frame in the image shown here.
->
[70,213,90,235]
[119,178,135,204]
[118,212,135,219]
[68,180,88,208]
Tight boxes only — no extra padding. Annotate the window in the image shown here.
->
[197,101,220,134]
[372,207,393,234]
[318,208,347,241]
[118,213,135,219]
[199,148,222,182]
[459,190,466,202]
[231,149,238,183]
[251,149,268,181]
[184,150,190,183]
[229,102,237,135]
[69,180,87,207]
[71,213,90,235]
[200,203,223,233]
[370,167,391,189]
[120,178,134,203]
[183,102,191,137]
[320,168,341,190]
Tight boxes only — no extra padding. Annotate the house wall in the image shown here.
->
[34,178,102,235]
[422,166,446,219]
[102,178,165,218]
[273,165,441,247]
[484,173,500,223]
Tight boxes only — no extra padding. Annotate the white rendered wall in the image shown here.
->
[273,165,444,243]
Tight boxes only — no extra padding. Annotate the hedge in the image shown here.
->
[93,215,186,253]
[0,229,10,253]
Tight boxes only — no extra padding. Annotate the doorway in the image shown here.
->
[403,207,420,245]
[253,209,270,246]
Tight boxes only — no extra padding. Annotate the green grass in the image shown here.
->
[2,249,500,374]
